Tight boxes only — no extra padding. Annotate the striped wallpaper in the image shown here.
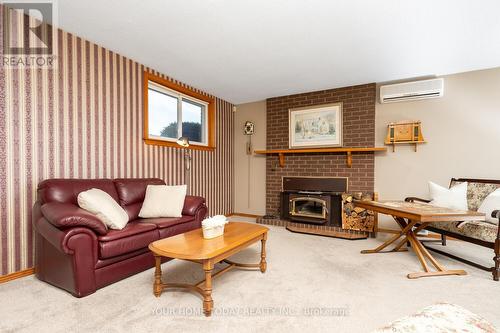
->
[0,6,234,276]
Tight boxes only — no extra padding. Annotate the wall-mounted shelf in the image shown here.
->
[385,140,426,152]
[254,147,387,168]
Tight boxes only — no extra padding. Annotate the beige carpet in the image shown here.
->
[1,216,499,333]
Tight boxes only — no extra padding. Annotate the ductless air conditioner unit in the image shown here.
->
[380,78,444,103]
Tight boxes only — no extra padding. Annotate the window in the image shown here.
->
[144,72,215,150]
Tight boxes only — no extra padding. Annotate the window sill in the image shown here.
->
[144,138,215,151]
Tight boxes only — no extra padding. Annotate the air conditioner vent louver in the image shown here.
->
[380,78,444,103]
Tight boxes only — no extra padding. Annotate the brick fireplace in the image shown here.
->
[263,83,376,228]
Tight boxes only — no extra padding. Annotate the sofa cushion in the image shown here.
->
[429,220,498,243]
[156,219,201,239]
[97,221,157,242]
[136,215,195,229]
[114,178,165,206]
[38,179,119,205]
[113,178,165,221]
[97,221,159,259]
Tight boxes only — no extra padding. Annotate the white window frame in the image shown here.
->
[147,80,209,146]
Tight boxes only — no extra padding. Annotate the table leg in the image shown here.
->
[260,233,267,273]
[202,260,214,316]
[407,232,430,272]
[406,231,466,279]
[361,218,418,254]
[392,236,410,252]
[153,255,163,297]
[392,222,427,252]
[361,215,467,279]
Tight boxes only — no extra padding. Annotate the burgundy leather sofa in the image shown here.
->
[33,178,207,297]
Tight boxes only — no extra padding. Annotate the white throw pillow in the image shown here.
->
[478,188,500,224]
[139,185,187,218]
[428,181,468,211]
[77,188,129,230]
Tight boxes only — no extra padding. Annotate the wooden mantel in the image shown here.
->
[254,147,387,168]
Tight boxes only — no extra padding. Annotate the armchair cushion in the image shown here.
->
[182,195,206,216]
[41,202,108,235]
[429,220,498,243]
[450,179,500,211]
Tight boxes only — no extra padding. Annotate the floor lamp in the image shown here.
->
[176,136,191,194]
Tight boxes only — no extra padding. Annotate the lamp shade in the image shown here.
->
[176,136,190,147]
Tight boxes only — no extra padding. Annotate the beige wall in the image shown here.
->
[233,67,500,221]
[375,67,500,226]
[233,101,267,215]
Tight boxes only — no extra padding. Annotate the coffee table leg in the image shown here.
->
[260,233,267,273]
[153,255,163,297]
[202,260,214,316]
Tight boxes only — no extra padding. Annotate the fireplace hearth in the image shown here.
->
[253,176,370,240]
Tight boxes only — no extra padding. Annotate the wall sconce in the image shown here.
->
[176,136,191,193]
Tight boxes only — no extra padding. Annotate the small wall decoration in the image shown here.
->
[243,121,255,155]
[243,121,255,135]
[289,103,343,149]
[384,120,425,152]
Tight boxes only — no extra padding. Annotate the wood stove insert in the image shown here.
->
[280,177,347,227]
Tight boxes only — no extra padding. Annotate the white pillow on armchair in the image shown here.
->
[478,188,500,224]
[428,181,468,211]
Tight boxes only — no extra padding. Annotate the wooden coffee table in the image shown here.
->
[354,200,485,279]
[148,222,269,316]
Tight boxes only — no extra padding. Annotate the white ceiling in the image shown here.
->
[57,0,500,104]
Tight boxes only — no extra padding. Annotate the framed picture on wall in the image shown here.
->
[289,102,343,149]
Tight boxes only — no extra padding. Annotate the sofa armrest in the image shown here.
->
[34,216,98,257]
[405,197,431,204]
[183,196,206,216]
[34,215,99,297]
[41,202,108,235]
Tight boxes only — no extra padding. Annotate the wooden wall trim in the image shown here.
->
[0,267,35,284]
